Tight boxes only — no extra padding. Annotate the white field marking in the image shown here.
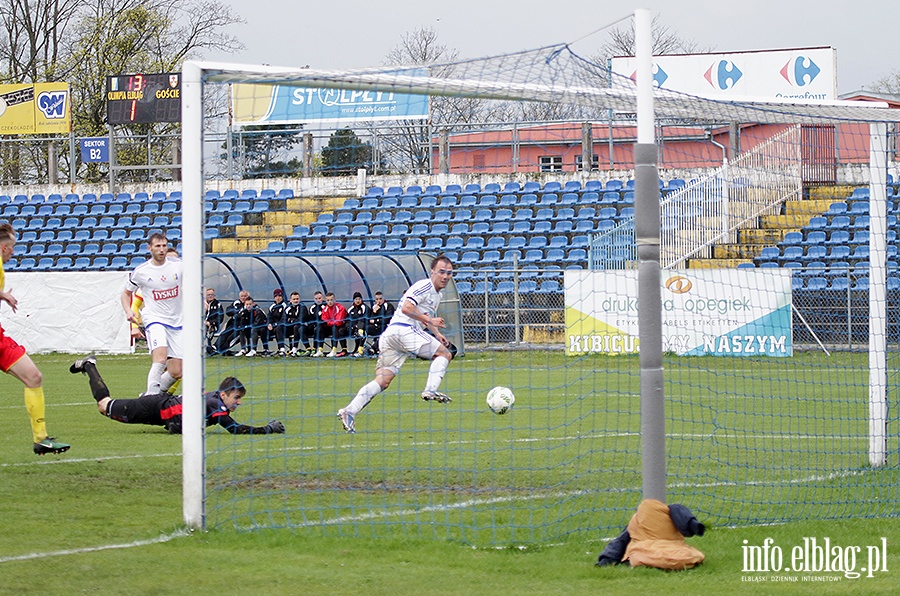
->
[283,468,867,530]
[0,452,180,467]
[4,427,865,469]
[0,528,192,564]
[0,401,97,410]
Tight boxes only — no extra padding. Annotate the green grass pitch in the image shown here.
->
[1,352,899,594]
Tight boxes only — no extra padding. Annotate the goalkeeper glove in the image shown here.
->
[266,420,285,434]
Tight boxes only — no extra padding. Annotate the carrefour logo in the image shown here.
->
[779,56,821,87]
[628,65,669,88]
[704,60,743,90]
[37,90,67,119]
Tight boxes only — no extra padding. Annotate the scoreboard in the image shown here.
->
[106,73,181,124]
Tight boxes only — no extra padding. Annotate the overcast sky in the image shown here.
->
[205,1,898,94]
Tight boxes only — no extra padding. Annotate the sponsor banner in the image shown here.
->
[0,82,70,134]
[611,47,836,102]
[232,71,429,125]
[565,269,792,357]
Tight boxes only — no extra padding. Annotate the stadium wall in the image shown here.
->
[4,162,898,203]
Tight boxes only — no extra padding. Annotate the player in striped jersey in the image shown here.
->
[337,255,455,433]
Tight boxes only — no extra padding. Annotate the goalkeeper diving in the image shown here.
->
[69,355,285,435]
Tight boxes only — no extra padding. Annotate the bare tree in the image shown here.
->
[869,71,900,95]
[597,14,706,62]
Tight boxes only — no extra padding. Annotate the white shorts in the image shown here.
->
[376,323,441,374]
[145,323,183,359]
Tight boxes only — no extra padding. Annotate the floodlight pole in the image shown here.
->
[181,60,205,529]
[634,8,666,502]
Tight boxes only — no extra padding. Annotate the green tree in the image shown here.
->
[230,125,305,179]
[320,128,374,177]
[0,0,243,183]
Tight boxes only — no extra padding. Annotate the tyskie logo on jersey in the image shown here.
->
[153,287,179,301]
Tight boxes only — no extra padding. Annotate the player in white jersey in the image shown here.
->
[122,233,183,395]
[338,255,455,433]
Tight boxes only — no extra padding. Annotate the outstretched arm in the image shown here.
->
[216,414,285,435]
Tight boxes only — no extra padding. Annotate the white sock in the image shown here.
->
[146,362,166,395]
[160,372,176,392]
[346,380,382,415]
[424,356,449,393]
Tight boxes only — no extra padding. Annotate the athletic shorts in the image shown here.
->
[376,323,441,374]
[145,323,183,358]
[0,323,27,372]
[106,393,168,425]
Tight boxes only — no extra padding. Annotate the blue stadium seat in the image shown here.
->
[442,184,462,196]
[438,196,458,208]
[389,224,409,237]
[383,238,403,251]
[449,223,470,236]
[539,193,560,206]
[804,245,827,261]
[464,237,485,251]
[459,195,478,208]
[802,230,826,245]
[66,256,90,270]
[477,195,498,208]
[430,223,450,237]
[825,230,850,245]
[757,247,780,263]
[370,224,389,237]
[86,256,109,270]
[362,239,382,252]
[513,208,533,222]
[344,239,363,252]
[424,237,443,251]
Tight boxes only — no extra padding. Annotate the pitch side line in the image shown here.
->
[0,529,192,564]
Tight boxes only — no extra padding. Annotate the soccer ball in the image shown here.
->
[486,386,515,415]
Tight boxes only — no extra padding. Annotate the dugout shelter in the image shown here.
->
[204,252,464,354]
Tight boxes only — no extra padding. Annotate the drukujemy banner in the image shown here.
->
[565,269,793,357]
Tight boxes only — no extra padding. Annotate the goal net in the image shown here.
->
[181,38,900,545]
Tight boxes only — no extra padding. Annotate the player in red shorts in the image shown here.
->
[0,223,71,455]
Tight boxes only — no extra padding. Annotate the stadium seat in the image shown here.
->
[389,224,409,237]
[383,238,403,251]
[362,239,382,252]
[459,195,478,208]
[464,237,485,251]
[109,256,129,269]
[88,257,109,270]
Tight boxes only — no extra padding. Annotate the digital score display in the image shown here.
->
[106,73,181,124]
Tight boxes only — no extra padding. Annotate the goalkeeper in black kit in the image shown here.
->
[69,355,285,435]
